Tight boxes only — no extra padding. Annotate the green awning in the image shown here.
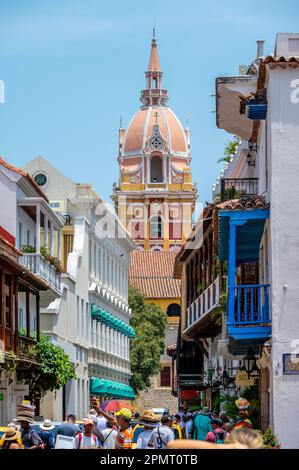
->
[90,377,135,398]
[91,304,136,338]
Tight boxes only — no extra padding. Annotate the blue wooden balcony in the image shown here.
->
[228,284,271,342]
[218,206,271,350]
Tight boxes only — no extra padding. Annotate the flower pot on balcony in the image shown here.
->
[246,103,267,120]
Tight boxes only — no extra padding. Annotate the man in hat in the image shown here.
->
[147,415,175,449]
[114,408,133,450]
[136,411,161,449]
[74,418,100,449]
[15,404,42,449]
[192,406,212,441]
[37,419,56,450]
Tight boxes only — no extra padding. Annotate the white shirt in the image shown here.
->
[96,417,107,432]
[148,425,175,449]
[73,433,99,449]
[101,428,118,449]
[136,429,153,449]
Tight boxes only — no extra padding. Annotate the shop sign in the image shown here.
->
[0,393,4,401]
[181,389,197,400]
[283,354,299,374]
[235,370,255,386]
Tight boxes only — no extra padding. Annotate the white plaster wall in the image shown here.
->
[267,66,299,448]
[0,170,17,237]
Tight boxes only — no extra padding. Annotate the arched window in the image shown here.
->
[151,156,163,182]
[166,303,181,317]
[150,216,163,239]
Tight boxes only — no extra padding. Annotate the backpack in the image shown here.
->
[77,432,97,449]
[213,430,226,444]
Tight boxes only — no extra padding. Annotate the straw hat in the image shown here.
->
[138,410,161,426]
[15,402,36,423]
[39,419,55,431]
[3,427,21,441]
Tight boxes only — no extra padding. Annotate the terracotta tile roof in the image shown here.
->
[0,156,49,202]
[129,251,181,299]
[215,195,268,211]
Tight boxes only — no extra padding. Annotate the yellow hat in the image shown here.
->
[115,408,132,420]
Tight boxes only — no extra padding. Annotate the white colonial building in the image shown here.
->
[0,157,63,423]
[214,33,299,448]
[24,157,135,420]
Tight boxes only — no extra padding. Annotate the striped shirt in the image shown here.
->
[115,427,133,449]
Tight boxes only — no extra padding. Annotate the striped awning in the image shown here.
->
[91,304,135,338]
[90,377,135,399]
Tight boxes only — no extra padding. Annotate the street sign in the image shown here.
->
[283,354,299,374]
[0,393,4,401]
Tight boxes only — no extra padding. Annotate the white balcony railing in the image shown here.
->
[21,253,61,292]
[186,277,220,330]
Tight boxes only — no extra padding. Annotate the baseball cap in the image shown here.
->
[114,408,132,420]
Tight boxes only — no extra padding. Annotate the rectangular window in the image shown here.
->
[160,366,171,387]
[18,222,23,249]
[19,308,24,330]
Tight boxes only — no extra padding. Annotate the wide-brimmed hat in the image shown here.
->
[138,410,161,426]
[15,403,36,423]
[39,419,55,431]
[3,427,21,441]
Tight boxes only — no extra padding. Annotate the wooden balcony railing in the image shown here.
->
[228,284,271,326]
[186,277,220,330]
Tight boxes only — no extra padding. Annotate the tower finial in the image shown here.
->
[153,17,156,39]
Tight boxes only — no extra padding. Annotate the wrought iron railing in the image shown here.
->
[220,178,258,202]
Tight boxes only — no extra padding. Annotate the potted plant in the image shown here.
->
[262,427,280,449]
[245,89,267,120]
[21,245,36,253]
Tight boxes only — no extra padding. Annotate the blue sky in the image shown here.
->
[0,0,298,205]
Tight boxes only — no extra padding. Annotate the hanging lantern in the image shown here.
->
[243,348,257,377]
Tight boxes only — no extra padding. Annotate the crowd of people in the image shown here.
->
[0,397,263,450]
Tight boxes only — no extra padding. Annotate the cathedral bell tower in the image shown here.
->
[112,34,197,252]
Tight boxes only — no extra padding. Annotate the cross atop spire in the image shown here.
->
[140,34,168,107]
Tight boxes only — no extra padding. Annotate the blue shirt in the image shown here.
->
[55,422,79,438]
[193,413,212,441]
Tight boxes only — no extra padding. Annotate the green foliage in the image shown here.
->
[212,293,227,326]
[40,245,64,273]
[262,427,280,449]
[213,385,260,428]
[129,287,166,394]
[28,336,76,399]
[217,137,240,164]
[18,328,36,340]
[4,351,18,374]
[21,245,36,253]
